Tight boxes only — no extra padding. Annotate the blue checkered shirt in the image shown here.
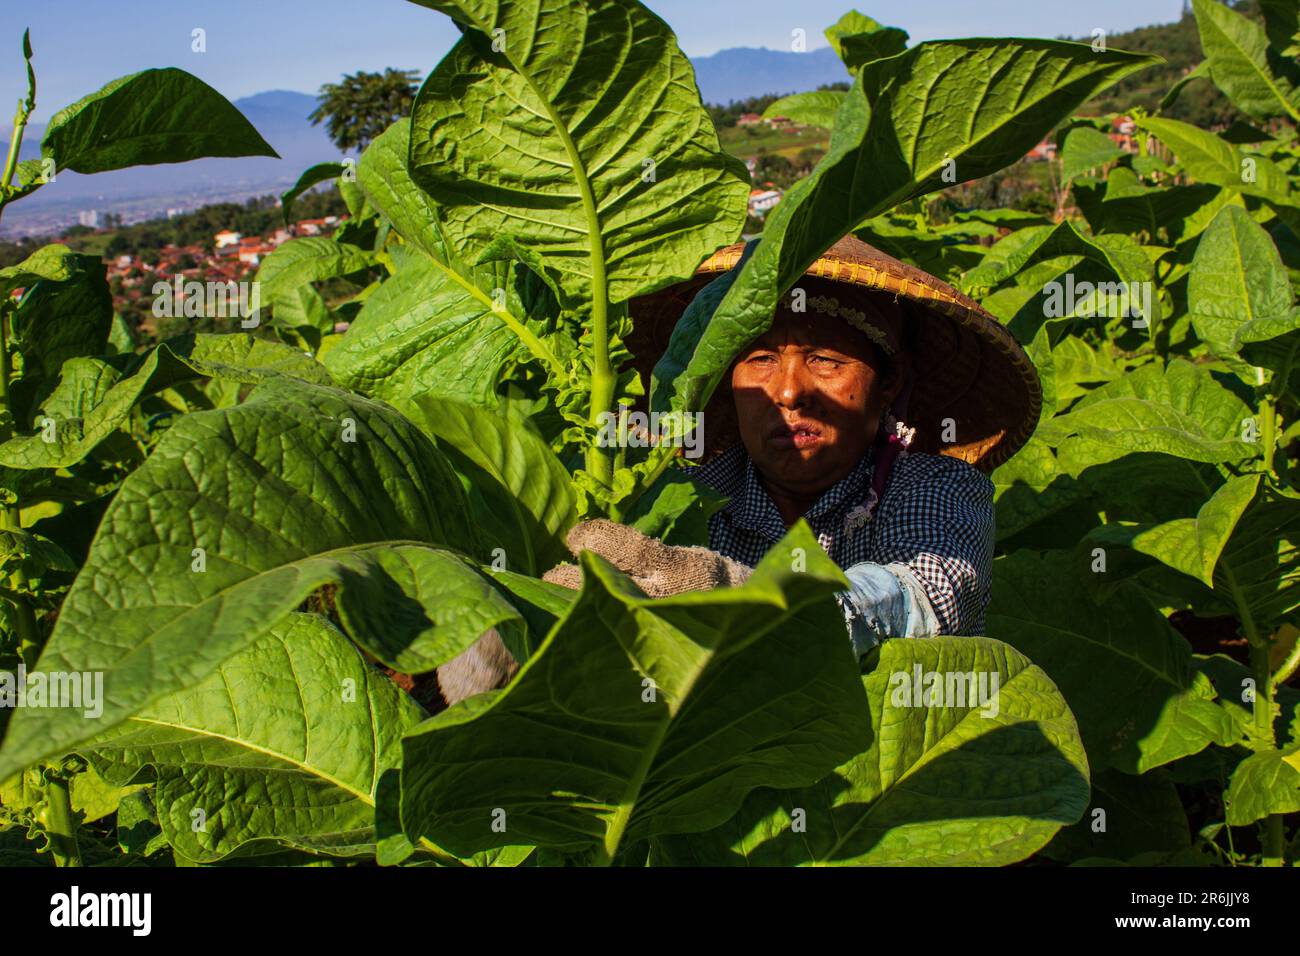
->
[690,445,994,635]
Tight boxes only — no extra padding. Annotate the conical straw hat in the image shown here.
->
[626,235,1041,472]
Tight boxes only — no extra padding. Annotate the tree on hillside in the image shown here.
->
[309,68,420,152]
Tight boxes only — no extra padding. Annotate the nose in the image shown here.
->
[772,355,814,410]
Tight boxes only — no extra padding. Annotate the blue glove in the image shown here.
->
[836,562,941,658]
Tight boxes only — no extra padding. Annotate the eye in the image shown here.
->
[810,353,843,367]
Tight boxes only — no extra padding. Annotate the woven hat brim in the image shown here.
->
[625,235,1042,472]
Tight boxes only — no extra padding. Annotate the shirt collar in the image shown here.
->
[721,445,876,538]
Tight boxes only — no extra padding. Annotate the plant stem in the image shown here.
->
[0,302,38,665]
[1,104,28,194]
[585,292,615,487]
[1246,616,1285,866]
[43,773,82,867]
[1259,387,1277,478]
[1224,554,1286,866]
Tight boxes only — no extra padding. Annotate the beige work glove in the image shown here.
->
[436,521,751,708]
[542,519,752,596]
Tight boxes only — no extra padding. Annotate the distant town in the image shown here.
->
[0,105,1149,348]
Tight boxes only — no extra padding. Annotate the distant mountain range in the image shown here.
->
[692,45,847,105]
[1,47,847,238]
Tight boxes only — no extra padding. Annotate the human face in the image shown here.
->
[730,310,901,508]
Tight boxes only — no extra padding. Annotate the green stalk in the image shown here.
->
[1229,564,1285,866]
[1,110,28,198]
[42,773,82,867]
[1251,623,1284,867]
[0,305,38,670]
[585,288,615,488]
[1259,390,1277,478]
[0,94,41,667]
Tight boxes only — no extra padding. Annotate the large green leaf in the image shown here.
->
[407,0,749,308]
[355,119,452,264]
[1191,0,1300,124]
[988,550,1238,773]
[1212,486,1300,635]
[0,334,333,470]
[1075,180,1239,245]
[959,222,1158,343]
[76,613,426,862]
[281,163,346,223]
[405,397,576,576]
[399,523,869,861]
[1189,204,1295,356]
[1060,126,1126,182]
[256,237,372,305]
[41,68,278,174]
[1225,746,1300,826]
[1037,768,1189,864]
[761,91,844,130]
[1096,475,1262,588]
[1136,116,1295,208]
[992,437,1089,543]
[0,244,78,300]
[651,636,1088,865]
[652,39,1157,414]
[0,377,496,782]
[10,255,113,426]
[322,254,522,408]
[825,11,908,71]
[1044,360,1257,465]
[1195,653,1300,751]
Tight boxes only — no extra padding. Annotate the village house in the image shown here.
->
[1109,115,1137,152]
[748,188,782,218]
[1026,137,1058,161]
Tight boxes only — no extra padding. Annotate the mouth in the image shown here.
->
[767,420,824,450]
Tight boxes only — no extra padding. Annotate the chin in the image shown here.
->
[759,448,834,485]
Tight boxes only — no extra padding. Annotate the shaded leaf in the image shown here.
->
[400,523,867,860]
[654,39,1157,416]
[652,636,1088,865]
[988,549,1238,773]
[406,397,576,576]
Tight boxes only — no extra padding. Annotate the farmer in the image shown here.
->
[436,236,1040,705]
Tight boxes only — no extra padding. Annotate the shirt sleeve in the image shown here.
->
[867,454,995,635]
[836,561,942,657]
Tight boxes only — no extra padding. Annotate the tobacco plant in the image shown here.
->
[0,0,1292,867]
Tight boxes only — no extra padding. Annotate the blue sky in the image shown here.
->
[2,0,1187,123]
